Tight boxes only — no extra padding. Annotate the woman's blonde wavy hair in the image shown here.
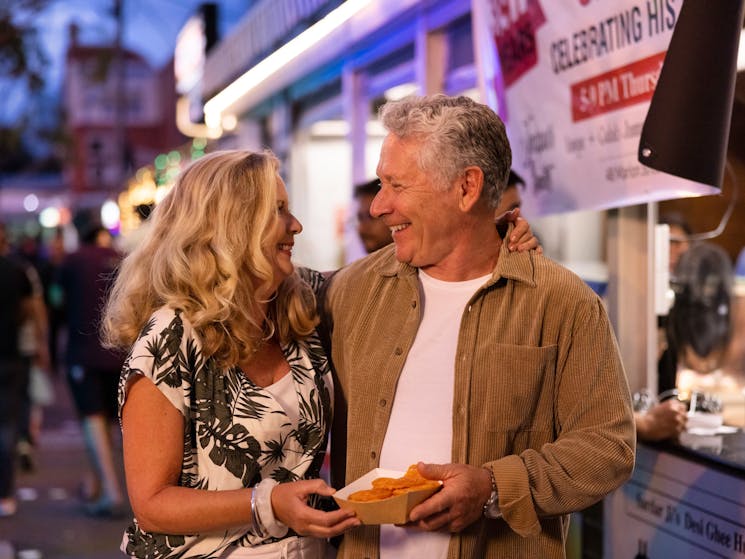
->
[102,149,318,369]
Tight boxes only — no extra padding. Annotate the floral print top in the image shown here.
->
[117,286,332,558]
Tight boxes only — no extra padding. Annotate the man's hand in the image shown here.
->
[406,463,492,533]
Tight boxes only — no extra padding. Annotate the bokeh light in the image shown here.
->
[23,194,39,212]
[39,207,61,228]
[101,200,121,229]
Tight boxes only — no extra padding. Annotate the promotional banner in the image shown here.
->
[472,0,719,216]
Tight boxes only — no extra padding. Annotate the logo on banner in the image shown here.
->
[492,0,547,86]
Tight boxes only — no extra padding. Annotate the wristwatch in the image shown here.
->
[483,468,502,519]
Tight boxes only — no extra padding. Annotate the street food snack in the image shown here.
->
[349,464,440,502]
[348,487,395,502]
[333,467,443,524]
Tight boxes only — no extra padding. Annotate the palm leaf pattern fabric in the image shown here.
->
[116,270,333,558]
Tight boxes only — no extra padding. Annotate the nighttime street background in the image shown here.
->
[1,1,250,557]
[1,0,247,180]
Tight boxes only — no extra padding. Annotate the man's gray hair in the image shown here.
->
[378,94,512,209]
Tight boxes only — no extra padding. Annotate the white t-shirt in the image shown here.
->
[379,270,491,559]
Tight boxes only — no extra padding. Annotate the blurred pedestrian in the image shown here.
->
[353,179,392,254]
[0,223,35,517]
[496,169,525,217]
[15,250,51,473]
[59,218,126,517]
[42,229,68,373]
[0,226,51,474]
[659,211,692,276]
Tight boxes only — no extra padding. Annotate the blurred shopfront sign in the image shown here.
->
[606,444,745,558]
[472,0,719,216]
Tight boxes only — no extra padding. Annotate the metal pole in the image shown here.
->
[113,0,127,196]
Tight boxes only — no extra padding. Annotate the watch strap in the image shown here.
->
[482,467,502,519]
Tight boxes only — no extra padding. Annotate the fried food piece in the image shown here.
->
[349,487,394,502]
[349,464,441,502]
[403,464,421,478]
[372,477,417,489]
[392,481,440,495]
[372,464,427,489]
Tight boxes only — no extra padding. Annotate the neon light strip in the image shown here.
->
[204,0,374,127]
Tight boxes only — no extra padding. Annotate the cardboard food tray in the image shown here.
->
[333,468,442,525]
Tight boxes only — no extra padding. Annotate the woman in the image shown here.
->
[660,242,735,393]
[103,151,359,558]
[103,149,537,558]
[635,242,736,443]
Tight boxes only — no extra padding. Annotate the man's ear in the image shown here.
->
[458,166,484,212]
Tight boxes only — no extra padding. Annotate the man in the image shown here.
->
[499,169,524,215]
[354,179,393,254]
[323,95,635,558]
[60,218,126,516]
[0,223,34,517]
[659,211,691,276]
[355,170,526,255]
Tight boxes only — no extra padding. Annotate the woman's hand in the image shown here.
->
[635,399,688,442]
[270,479,360,538]
[496,208,542,254]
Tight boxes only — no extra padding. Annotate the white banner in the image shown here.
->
[472,0,719,216]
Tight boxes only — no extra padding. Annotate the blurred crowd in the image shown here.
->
[0,211,126,519]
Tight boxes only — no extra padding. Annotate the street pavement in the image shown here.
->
[0,373,131,559]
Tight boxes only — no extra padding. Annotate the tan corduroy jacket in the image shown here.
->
[322,231,635,559]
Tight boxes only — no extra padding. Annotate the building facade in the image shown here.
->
[63,23,184,210]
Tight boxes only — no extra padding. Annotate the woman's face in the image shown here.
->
[269,175,302,288]
[681,345,724,375]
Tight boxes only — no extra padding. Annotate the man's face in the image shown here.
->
[372,134,463,271]
[668,224,690,274]
[355,193,392,253]
[495,185,521,218]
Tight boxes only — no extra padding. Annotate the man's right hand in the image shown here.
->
[406,462,491,533]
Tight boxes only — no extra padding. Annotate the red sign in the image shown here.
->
[493,0,546,87]
[571,51,666,122]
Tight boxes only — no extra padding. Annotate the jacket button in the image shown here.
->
[394,347,403,355]
[411,300,417,308]
[379,399,387,407]
[371,451,377,459]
